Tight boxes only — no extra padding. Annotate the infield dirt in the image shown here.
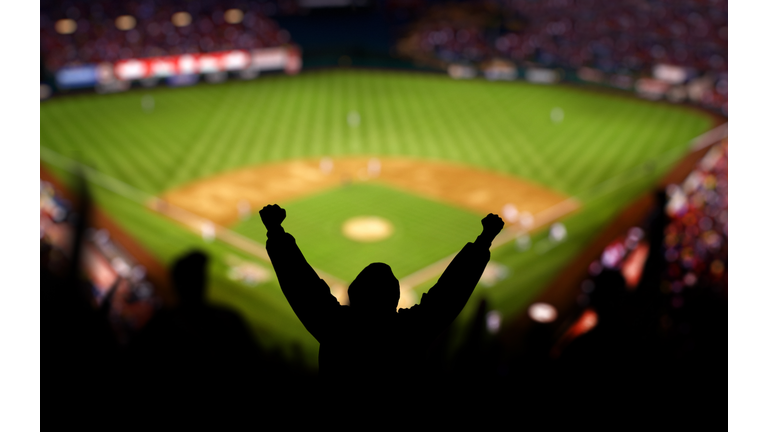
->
[157,157,578,231]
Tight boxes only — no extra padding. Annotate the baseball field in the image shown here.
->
[40,69,714,366]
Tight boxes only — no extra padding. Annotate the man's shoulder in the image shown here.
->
[331,305,352,320]
[396,302,423,318]
[397,291,433,313]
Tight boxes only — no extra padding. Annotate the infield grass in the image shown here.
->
[232,182,481,282]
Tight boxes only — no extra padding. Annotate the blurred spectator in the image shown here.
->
[42,175,120,414]
[42,176,313,419]
[126,250,266,404]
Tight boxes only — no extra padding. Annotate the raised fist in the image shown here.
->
[259,204,286,230]
[481,213,504,238]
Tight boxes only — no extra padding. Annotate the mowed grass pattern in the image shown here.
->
[40,70,714,365]
[40,69,711,197]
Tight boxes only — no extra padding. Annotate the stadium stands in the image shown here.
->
[40,0,294,72]
[397,1,728,114]
[41,180,159,344]
[663,141,727,294]
[400,1,727,74]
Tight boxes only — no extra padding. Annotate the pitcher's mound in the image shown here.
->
[342,216,394,242]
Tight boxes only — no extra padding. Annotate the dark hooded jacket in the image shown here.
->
[265,226,491,383]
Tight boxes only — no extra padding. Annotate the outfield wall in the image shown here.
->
[54,46,302,92]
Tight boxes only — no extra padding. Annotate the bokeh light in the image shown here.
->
[141,95,155,113]
[519,212,534,230]
[40,84,52,101]
[486,310,502,334]
[502,203,518,223]
[172,12,192,27]
[550,107,564,123]
[516,234,531,251]
[225,9,244,24]
[115,15,136,31]
[528,302,557,323]
[549,223,567,242]
[55,19,77,35]
[347,111,361,127]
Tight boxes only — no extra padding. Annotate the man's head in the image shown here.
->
[347,263,400,312]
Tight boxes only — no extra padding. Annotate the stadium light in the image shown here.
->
[115,15,136,31]
[172,12,192,27]
[55,19,77,34]
[225,9,244,24]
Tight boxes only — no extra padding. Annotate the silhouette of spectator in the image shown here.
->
[127,250,263,405]
[259,203,504,389]
[554,269,667,406]
[559,270,628,358]
[42,174,120,417]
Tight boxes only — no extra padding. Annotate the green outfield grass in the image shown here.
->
[40,69,714,367]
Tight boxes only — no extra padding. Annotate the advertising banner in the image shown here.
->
[525,68,560,84]
[56,65,99,89]
[49,47,300,93]
[111,48,296,82]
[252,48,288,71]
[652,64,690,85]
[636,78,670,100]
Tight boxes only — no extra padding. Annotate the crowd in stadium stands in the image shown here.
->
[40,0,296,72]
[663,142,728,297]
[41,180,158,344]
[500,0,726,74]
[398,1,727,113]
[403,0,727,74]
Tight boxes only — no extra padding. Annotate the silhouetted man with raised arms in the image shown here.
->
[260,204,504,386]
